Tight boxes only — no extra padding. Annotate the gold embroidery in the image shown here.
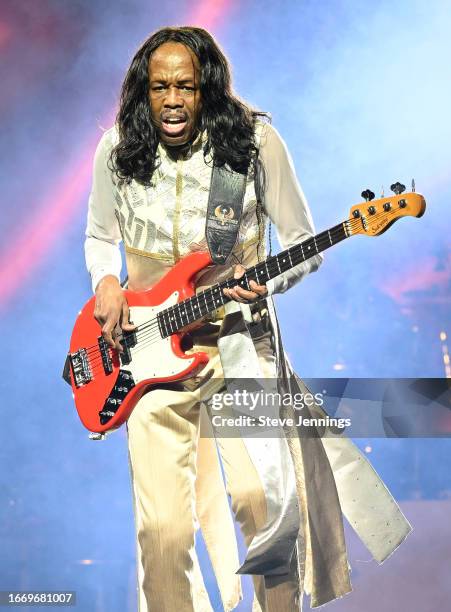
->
[255,198,267,263]
[125,246,174,261]
[173,158,183,262]
[125,233,259,262]
[240,234,260,250]
[254,120,268,264]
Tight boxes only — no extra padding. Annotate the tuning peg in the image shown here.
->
[390,182,406,195]
[411,178,416,193]
[361,189,375,202]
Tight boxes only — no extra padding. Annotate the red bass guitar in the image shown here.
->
[67,186,426,434]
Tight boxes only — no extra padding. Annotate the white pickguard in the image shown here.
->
[126,292,195,384]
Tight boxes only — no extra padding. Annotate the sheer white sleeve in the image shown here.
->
[84,129,123,293]
[258,123,323,296]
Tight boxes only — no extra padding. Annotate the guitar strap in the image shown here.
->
[205,164,247,265]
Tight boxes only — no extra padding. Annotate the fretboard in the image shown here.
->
[157,221,349,338]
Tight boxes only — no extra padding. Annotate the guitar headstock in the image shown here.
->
[346,183,426,237]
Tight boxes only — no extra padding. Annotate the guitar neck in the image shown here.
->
[157,220,350,337]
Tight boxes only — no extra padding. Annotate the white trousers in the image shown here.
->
[126,327,304,611]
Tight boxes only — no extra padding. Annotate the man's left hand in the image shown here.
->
[223,264,268,303]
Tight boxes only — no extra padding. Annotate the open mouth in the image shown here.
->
[161,116,188,137]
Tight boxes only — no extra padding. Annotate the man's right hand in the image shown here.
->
[94,275,136,352]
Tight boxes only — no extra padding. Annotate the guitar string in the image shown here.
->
[85,202,404,376]
[85,218,351,358]
[85,204,397,357]
[84,221,349,371]
[84,205,403,374]
[84,230,381,375]
[83,203,407,373]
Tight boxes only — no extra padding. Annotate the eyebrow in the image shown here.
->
[150,77,196,85]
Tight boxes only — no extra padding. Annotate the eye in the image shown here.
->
[151,85,165,91]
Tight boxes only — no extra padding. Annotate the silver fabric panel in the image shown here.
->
[217,301,300,576]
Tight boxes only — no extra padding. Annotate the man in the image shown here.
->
[85,26,412,612]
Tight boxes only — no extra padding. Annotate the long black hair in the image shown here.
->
[110,26,268,186]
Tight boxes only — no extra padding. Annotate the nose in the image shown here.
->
[164,85,183,108]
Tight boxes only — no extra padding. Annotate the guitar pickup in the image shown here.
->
[69,348,92,388]
[119,330,137,366]
[98,337,113,375]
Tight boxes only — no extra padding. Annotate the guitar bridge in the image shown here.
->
[69,348,92,388]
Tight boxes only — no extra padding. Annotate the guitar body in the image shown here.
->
[69,251,212,433]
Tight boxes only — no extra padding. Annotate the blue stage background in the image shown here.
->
[1,1,450,610]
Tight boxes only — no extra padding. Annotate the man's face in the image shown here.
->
[148,42,202,147]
